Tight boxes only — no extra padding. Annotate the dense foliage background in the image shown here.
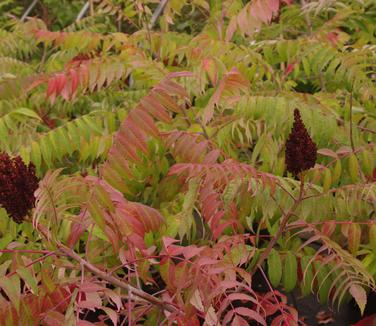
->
[0,0,375,325]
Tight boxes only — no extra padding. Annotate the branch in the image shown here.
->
[58,244,181,315]
[149,0,169,29]
[7,251,56,278]
[76,1,90,21]
[21,0,39,22]
[34,223,181,315]
[196,117,210,140]
[251,175,305,276]
[300,0,312,35]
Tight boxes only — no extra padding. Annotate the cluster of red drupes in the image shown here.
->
[0,152,39,223]
[285,109,317,176]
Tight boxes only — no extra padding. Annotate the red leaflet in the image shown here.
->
[67,212,90,248]
[254,0,273,23]
[232,315,249,326]
[234,307,267,326]
[212,220,235,240]
[162,237,180,249]
[327,31,340,47]
[202,58,218,86]
[203,68,249,124]
[166,71,194,79]
[126,201,165,231]
[69,68,79,97]
[317,148,338,158]
[203,150,221,164]
[226,0,289,40]
[284,63,295,77]
[128,108,159,137]
[321,220,337,237]
[268,0,280,12]
[140,95,172,123]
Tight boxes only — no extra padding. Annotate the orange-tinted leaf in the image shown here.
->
[321,221,336,237]
[317,148,338,158]
[234,307,266,326]
[349,284,367,315]
[348,223,361,255]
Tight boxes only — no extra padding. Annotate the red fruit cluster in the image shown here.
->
[285,109,317,176]
[0,152,39,223]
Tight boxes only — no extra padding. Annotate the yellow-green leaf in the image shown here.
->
[370,225,376,253]
[16,267,38,295]
[322,168,332,192]
[348,153,359,183]
[267,249,282,287]
[282,251,297,292]
[361,150,372,176]
[348,223,361,255]
[332,159,342,184]
[0,275,20,312]
[300,256,313,296]
[315,263,331,304]
[349,284,367,316]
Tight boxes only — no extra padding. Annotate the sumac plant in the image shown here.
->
[0,0,375,325]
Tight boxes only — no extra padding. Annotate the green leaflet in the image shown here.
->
[16,267,38,295]
[0,233,13,250]
[20,111,113,173]
[223,178,242,208]
[322,168,332,192]
[248,249,260,271]
[314,262,332,305]
[300,256,313,297]
[0,275,20,312]
[267,249,282,287]
[370,225,376,254]
[282,251,297,292]
[87,200,106,230]
[348,153,359,183]
[361,150,372,176]
[0,208,9,236]
[332,159,342,184]
[348,223,361,256]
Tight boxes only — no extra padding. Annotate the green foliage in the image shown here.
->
[0,0,375,324]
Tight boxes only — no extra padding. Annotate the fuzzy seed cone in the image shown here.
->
[285,109,317,176]
[0,152,39,223]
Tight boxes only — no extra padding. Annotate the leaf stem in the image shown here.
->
[349,88,355,153]
[251,175,305,276]
[6,251,56,278]
[149,0,169,29]
[34,223,181,315]
[196,117,210,139]
[58,244,181,315]
[0,249,52,254]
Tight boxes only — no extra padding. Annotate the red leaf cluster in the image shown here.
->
[0,285,72,325]
[0,152,39,223]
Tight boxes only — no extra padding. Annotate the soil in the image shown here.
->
[287,290,376,326]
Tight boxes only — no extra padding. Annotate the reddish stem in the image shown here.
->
[252,176,305,276]
[0,249,52,254]
[7,251,57,278]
